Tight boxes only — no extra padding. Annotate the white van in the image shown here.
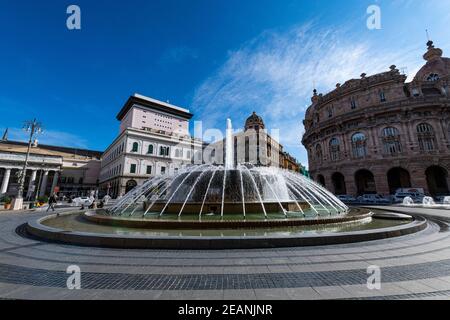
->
[393,188,425,203]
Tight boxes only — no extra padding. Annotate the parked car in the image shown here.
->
[72,196,94,207]
[336,195,357,203]
[393,192,425,203]
[357,194,390,204]
[434,195,450,204]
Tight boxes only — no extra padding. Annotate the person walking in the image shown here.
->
[47,194,57,212]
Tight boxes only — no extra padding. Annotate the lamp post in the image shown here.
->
[11,119,43,210]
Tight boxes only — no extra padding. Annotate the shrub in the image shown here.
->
[0,196,12,204]
[37,196,49,204]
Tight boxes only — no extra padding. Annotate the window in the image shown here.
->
[186,151,191,159]
[147,145,154,154]
[427,73,440,82]
[146,166,152,175]
[329,138,340,161]
[382,127,402,155]
[210,149,216,163]
[130,164,136,174]
[417,123,436,152]
[78,178,83,185]
[175,149,181,158]
[131,142,139,152]
[350,97,357,110]
[352,133,367,158]
[159,146,170,156]
[315,144,323,162]
[314,114,320,124]
[380,91,386,102]
[245,137,250,163]
[160,167,166,175]
[417,123,434,134]
[327,105,334,118]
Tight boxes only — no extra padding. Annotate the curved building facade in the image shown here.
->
[302,41,450,197]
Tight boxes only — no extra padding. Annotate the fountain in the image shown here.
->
[403,196,415,206]
[24,119,424,249]
[444,196,450,205]
[105,119,348,224]
[423,196,436,206]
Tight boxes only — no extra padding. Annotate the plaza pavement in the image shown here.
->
[0,206,450,300]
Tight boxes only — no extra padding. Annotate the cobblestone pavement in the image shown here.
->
[1,208,450,300]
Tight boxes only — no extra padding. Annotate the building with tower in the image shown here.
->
[302,40,450,197]
[207,111,301,171]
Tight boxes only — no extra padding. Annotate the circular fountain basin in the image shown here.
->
[25,209,426,249]
[83,208,371,229]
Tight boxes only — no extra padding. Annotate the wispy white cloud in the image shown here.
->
[191,19,431,166]
[0,127,89,149]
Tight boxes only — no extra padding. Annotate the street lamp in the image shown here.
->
[11,119,43,210]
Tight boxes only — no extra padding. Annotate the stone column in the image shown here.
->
[39,171,49,197]
[50,171,59,195]
[27,170,38,199]
[1,169,11,194]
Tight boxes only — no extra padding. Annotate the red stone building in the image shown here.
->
[302,41,450,196]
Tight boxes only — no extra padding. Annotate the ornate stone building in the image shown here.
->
[208,111,301,171]
[302,41,450,197]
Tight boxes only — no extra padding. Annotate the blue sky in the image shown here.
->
[0,0,449,167]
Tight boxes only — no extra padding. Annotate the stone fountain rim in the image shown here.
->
[24,209,427,249]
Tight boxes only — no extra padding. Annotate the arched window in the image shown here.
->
[315,144,323,162]
[352,133,367,158]
[125,180,137,193]
[329,138,340,161]
[147,145,154,154]
[131,142,139,153]
[426,73,440,82]
[417,123,436,152]
[382,127,402,155]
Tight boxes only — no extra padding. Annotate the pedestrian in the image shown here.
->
[47,194,57,212]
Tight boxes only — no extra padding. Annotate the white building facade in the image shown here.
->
[99,94,204,197]
[0,140,102,201]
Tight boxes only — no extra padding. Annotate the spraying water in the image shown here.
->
[225,118,234,170]
[108,119,349,220]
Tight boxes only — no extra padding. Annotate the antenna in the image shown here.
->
[426,29,430,41]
